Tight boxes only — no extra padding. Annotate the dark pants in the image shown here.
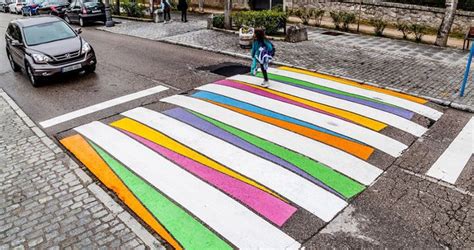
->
[164,9,170,21]
[261,64,268,81]
[181,9,187,21]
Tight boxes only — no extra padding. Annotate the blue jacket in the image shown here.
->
[251,39,273,59]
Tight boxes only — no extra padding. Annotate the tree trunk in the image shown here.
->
[198,0,204,12]
[115,0,120,14]
[435,0,458,47]
[224,0,232,30]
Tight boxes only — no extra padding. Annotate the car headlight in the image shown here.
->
[81,42,91,54]
[31,53,52,64]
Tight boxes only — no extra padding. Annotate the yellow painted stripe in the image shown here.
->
[238,82,387,131]
[110,118,287,202]
[60,134,183,250]
[279,66,428,104]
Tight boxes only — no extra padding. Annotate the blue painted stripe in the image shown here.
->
[191,91,359,143]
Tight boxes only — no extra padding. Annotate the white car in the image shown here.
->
[8,0,25,14]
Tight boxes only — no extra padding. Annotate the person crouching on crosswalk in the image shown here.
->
[250,28,275,88]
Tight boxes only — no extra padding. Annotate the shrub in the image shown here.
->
[410,23,427,42]
[396,21,411,39]
[311,9,325,26]
[231,10,287,35]
[330,11,343,30]
[213,14,225,29]
[271,4,283,12]
[369,18,387,36]
[122,2,145,17]
[340,11,356,31]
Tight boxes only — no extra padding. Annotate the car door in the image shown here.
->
[6,24,24,67]
[67,0,78,22]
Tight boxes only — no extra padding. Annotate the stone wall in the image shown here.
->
[287,0,474,33]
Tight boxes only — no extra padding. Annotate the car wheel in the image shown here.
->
[84,64,96,73]
[79,17,85,27]
[7,52,20,72]
[64,15,71,24]
[25,63,40,87]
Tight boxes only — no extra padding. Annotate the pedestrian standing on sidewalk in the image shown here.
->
[250,28,275,88]
[177,0,188,22]
[161,0,171,23]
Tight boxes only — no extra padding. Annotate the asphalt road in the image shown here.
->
[0,13,246,134]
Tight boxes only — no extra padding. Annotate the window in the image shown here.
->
[23,21,76,46]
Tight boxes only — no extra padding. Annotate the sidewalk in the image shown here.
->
[0,89,162,249]
[98,17,474,111]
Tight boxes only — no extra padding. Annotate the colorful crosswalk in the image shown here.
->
[60,67,443,248]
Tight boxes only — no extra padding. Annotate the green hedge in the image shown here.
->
[213,14,225,29]
[232,10,287,35]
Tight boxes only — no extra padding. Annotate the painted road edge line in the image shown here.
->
[39,85,168,128]
[426,117,474,184]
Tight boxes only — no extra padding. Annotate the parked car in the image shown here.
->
[64,0,105,27]
[5,16,97,87]
[0,0,12,12]
[21,0,44,15]
[36,0,68,17]
[8,0,26,14]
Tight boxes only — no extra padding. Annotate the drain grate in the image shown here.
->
[197,63,250,77]
[321,31,344,36]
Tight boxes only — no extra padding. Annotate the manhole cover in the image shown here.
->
[321,31,344,36]
[197,63,250,77]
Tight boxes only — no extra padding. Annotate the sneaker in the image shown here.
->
[164,21,167,24]
[261,80,270,88]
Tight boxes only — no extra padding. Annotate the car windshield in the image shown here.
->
[48,0,67,4]
[83,0,102,7]
[23,21,76,46]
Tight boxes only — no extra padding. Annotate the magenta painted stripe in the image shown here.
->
[215,80,345,120]
[122,130,297,227]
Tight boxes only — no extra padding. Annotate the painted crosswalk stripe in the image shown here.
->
[75,121,300,248]
[164,108,365,199]
[196,84,407,157]
[268,68,443,120]
[160,96,383,186]
[230,75,428,137]
[118,126,297,227]
[39,85,168,128]
[218,79,387,131]
[426,117,474,184]
[123,107,348,222]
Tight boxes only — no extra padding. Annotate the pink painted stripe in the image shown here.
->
[215,79,343,120]
[123,130,297,227]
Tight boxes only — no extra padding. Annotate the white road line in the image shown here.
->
[426,117,474,184]
[75,121,300,249]
[196,84,407,157]
[39,85,168,128]
[268,68,443,121]
[160,96,383,186]
[229,75,428,137]
[123,107,348,222]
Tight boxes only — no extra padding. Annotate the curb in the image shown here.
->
[159,38,474,113]
[0,88,163,249]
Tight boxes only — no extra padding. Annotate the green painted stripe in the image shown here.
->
[256,72,398,108]
[191,111,365,199]
[90,142,232,250]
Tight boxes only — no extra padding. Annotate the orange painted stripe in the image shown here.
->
[279,66,428,104]
[205,100,374,160]
[61,134,182,250]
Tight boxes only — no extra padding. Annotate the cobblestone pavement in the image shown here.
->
[0,89,162,249]
[98,18,474,110]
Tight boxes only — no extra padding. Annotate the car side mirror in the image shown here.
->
[11,40,23,46]
[75,28,82,34]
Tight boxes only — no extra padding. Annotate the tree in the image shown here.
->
[224,0,232,29]
[435,0,458,47]
[198,0,204,12]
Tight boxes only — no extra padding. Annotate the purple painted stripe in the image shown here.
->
[123,130,297,227]
[277,79,415,120]
[214,80,346,121]
[163,107,343,198]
